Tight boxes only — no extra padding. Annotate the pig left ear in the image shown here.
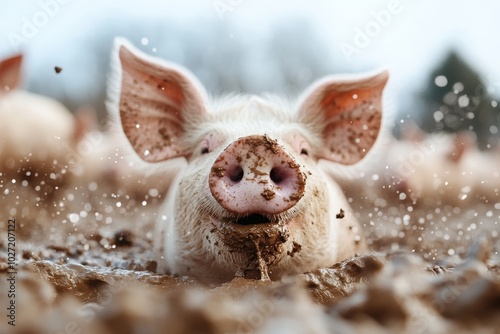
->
[113,38,207,163]
[0,54,23,92]
[298,70,388,165]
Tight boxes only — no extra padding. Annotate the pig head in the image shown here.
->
[110,38,388,284]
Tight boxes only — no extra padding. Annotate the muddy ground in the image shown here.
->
[0,158,499,334]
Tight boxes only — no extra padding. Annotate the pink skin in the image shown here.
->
[209,135,306,215]
[110,38,388,284]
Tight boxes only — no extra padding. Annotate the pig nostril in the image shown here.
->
[228,165,244,183]
[270,167,285,184]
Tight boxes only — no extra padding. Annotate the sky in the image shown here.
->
[0,0,499,115]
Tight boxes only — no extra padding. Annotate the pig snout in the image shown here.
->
[209,135,306,215]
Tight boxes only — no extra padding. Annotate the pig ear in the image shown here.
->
[74,106,99,142]
[298,70,388,165]
[114,38,207,162]
[447,131,476,163]
[0,54,23,92]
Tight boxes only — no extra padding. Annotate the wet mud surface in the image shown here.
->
[0,160,499,333]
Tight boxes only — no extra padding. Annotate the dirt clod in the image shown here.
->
[114,229,134,247]
[261,188,276,200]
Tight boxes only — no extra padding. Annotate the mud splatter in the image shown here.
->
[261,188,276,200]
[218,219,290,280]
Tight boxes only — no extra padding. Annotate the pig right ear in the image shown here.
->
[0,54,23,92]
[298,70,388,165]
[114,38,207,162]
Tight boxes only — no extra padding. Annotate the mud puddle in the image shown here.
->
[0,177,499,333]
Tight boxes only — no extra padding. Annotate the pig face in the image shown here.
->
[110,38,388,284]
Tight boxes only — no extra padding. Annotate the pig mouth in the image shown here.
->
[210,213,293,281]
[234,214,273,225]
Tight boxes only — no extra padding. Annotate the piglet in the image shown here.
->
[109,38,388,284]
[0,54,84,200]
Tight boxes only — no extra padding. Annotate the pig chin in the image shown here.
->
[207,211,298,279]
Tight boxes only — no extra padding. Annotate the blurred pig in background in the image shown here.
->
[0,54,82,200]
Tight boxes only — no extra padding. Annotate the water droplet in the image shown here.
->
[433,110,444,122]
[458,95,469,108]
[452,82,464,93]
[69,213,79,223]
[88,182,97,191]
[435,75,448,87]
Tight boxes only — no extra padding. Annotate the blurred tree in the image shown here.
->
[415,50,499,149]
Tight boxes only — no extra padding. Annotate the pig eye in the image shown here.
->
[200,137,212,155]
[297,139,310,157]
